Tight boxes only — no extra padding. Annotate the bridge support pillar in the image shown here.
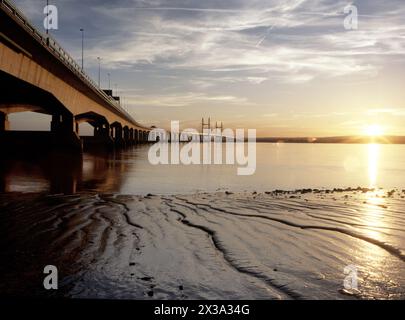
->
[0,112,9,131]
[139,131,143,143]
[50,113,82,151]
[94,123,110,138]
[129,128,134,145]
[81,123,113,151]
[51,114,75,133]
[123,127,130,146]
[134,130,138,144]
[111,124,123,148]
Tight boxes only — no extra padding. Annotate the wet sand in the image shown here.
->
[0,188,404,299]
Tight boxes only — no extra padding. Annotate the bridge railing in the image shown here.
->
[0,0,148,130]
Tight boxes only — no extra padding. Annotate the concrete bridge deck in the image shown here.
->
[0,0,152,152]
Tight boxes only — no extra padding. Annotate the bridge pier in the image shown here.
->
[134,129,139,144]
[50,113,82,151]
[143,131,147,143]
[123,126,130,146]
[81,122,114,151]
[0,112,9,131]
[129,128,134,145]
[138,130,143,143]
[51,114,74,133]
[143,131,148,143]
[111,123,124,148]
[115,127,123,147]
[94,123,111,138]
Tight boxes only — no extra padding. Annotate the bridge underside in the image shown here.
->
[0,70,150,154]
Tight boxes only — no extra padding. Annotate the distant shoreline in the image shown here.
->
[255,136,405,144]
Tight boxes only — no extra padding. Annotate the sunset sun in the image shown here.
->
[364,124,384,137]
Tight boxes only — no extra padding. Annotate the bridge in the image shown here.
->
[0,0,152,153]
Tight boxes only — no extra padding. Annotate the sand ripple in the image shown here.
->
[0,189,404,299]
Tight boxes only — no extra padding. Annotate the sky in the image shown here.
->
[9,0,405,137]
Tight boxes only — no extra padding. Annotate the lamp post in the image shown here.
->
[107,73,111,90]
[46,0,49,35]
[97,57,101,87]
[80,28,84,71]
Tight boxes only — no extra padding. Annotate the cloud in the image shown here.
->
[126,92,250,107]
[18,0,405,84]
[367,108,405,116]
[79,0,391,83]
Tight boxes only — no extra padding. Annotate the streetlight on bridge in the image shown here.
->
[97,57,101,87]
[80,28,84,71]
[46,0,49,35]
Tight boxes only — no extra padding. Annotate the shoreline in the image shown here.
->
[1,186,404,197]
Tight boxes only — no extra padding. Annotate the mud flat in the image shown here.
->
[0,189,404,299]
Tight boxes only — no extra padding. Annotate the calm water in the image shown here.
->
[1,143,405,195]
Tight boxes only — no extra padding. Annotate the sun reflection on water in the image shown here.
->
[363,192,386,241]
[356,190,392,297]
[364,143,386,241]
[345,145,397,298]
[367,144,379,188]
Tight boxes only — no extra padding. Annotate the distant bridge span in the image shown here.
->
[0,0,151,151]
